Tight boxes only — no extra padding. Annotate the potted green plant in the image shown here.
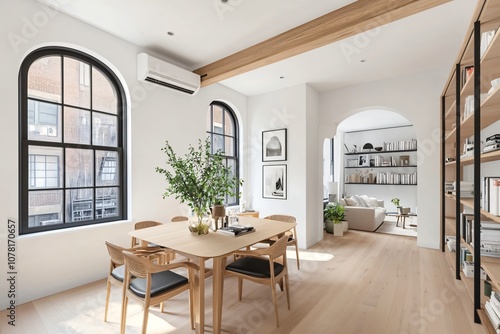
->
[324,202,346,236]
[391,197,410,214]
[155,138,243,235]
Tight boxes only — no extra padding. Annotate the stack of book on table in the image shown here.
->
[218,225,255,236]
[485,291,500,333]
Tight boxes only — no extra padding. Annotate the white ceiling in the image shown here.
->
[36,0,478,125]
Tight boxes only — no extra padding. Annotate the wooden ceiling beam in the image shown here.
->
[194,0,450,87]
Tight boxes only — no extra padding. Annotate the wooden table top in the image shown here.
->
[128,216,294,258]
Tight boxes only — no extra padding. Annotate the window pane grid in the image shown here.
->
[21,48,126,234]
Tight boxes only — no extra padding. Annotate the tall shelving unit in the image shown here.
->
[441,0,500,331]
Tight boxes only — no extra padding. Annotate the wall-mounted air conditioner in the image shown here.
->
[137,53,200,95]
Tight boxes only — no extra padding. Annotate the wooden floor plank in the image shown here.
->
[0,230,488,334]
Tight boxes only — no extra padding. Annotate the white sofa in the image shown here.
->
[339,195,386,232]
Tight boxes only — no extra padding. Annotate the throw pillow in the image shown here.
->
[369,197,379,207]
[339,198,347,206]
[345,197,357,206]
[360,195,373,207]
[354,195,368,207]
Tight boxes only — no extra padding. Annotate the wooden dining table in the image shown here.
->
[128,216,295,334]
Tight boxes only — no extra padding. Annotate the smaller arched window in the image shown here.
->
[206,102,240,206]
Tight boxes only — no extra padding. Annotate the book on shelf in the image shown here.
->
[217,225,255,236]
[461,65,474,87]
[481,29,497,59]
[491,178,500,216]
[490,292,500,323]
[485,301,500,330]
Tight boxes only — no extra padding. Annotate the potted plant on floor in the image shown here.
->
[324,202,346,236]
[156,138,243,235]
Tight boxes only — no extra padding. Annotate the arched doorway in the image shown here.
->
[323,109,418,237]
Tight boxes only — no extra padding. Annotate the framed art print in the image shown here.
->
[262,128,287,162]
[358,154,369,167]
[262,165,287,199]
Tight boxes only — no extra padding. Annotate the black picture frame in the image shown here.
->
[262,165,287,199]
[262,128,287,162]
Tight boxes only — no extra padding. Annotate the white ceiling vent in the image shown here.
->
[137,53,200,95]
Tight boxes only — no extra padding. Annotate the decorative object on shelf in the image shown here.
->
[356,169,373,183]
[155,138,243,235]
[399,155,410,166]
[362,143,374,152]
[323,202,345,235]
[347,159,358,167]
[262,128,287,162]
[374,146,383,151]
[358,154,369,167]
[262,164,287,199]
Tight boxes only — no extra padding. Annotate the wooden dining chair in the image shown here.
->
[131,221,175,264]
[104,241,163,322]
[224,235,290,327]
[120,250,198,334]
[171,215,189,222]
[131,221,162,247]
[263,215,300,270]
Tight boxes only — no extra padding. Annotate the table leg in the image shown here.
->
[402,216,406,229]
[212,256,227,334]
[194,258,205,334]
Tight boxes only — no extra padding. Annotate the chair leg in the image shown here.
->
[285,273,291,310]
[295,245,300,270]
[271,283,280,327]
[238,278,243,301]
[104,280,111,322]
[120,296,128,334]
[142,301,150,334]
[278,278,284,291]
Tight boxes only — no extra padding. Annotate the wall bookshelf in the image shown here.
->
[441,0,500,331]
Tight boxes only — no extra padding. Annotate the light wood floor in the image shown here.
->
[0,230,486,334]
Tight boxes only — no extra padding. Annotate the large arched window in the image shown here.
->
[19,47,127,234]
[206,102,240,206]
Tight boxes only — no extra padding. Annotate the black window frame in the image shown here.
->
[19,46,127,235]
[206,101,240,207]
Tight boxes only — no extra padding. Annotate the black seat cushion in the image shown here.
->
[111,265,125,281]
[226,257,284,278]
[129,271,188,298]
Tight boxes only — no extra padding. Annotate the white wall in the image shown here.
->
[0,0,247,308]
[319,69,448,249]
[248,84,323,249]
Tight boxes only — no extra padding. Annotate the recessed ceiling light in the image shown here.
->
[280,76,285,79]
[221,0,228,3]
[360,59,367,63]
[167,31,174,36]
